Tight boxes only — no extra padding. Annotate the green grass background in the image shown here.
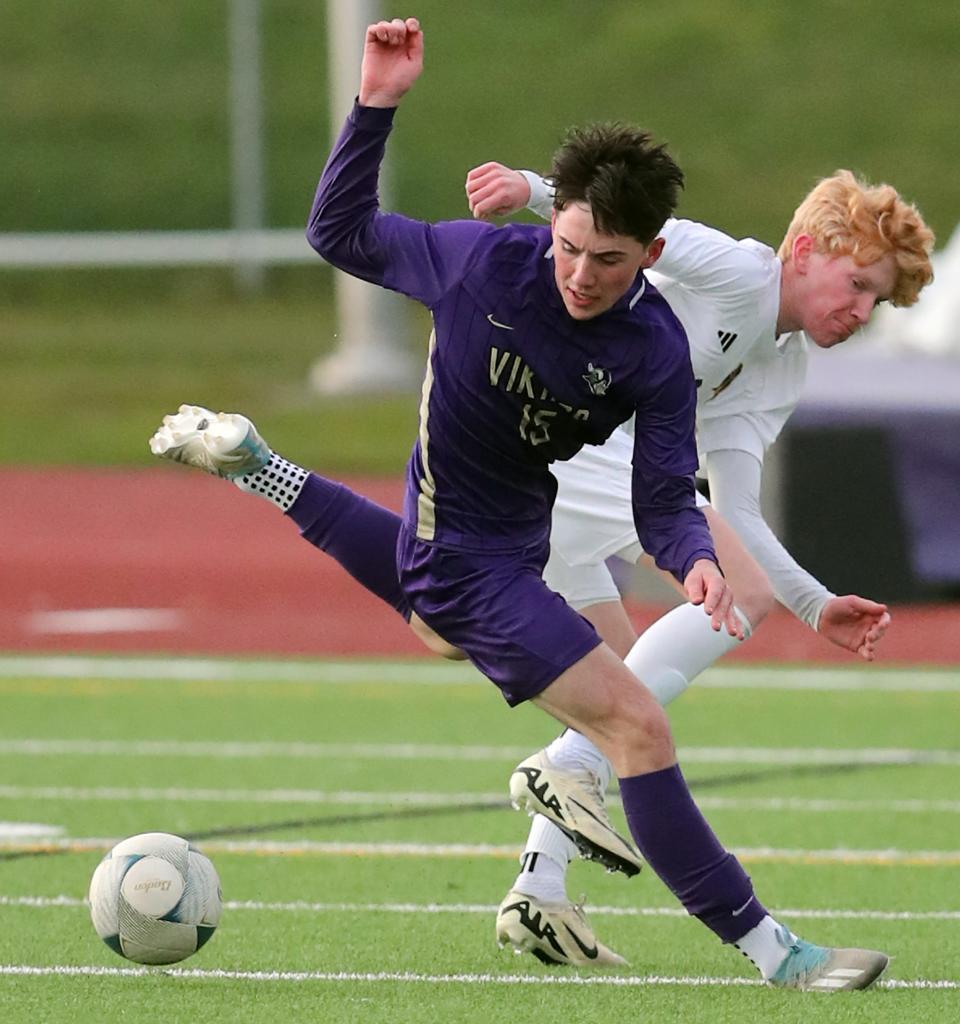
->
[0,657,958,1022]
[3,1,959,472]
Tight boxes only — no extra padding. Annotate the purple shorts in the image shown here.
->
[396,525,602,706]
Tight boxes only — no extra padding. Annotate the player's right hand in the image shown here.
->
[465,162,531,220]
[359,17,423,108]
[684,559,743,639]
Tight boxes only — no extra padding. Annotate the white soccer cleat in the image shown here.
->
[496,888,627,967]
[768,930,889,992]
[149,404,270,479]
[508,751,643,877]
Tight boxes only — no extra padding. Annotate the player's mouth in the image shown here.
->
[566,287,597,309]
[833,317,857,340]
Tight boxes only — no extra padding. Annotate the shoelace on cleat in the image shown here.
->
[778,940,830,985]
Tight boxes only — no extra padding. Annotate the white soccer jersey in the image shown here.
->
[523,173,834,629]
[649,218,782,397]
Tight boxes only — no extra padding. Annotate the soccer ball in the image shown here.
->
[88,831,222,965]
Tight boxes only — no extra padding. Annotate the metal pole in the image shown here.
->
[228,0,266,292]
[310,0,416,394]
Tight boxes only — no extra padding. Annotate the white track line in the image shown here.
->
[5,894,959,923]
[2,738,959,765]
[3,836,960,866]
[26,609,183,636]
[0,964,955,989]
[1,654,958,691]
[2,785,959,816]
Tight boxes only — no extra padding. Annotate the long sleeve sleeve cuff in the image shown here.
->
[351,101,398,130]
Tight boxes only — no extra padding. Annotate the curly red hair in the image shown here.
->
[778,170,934,307]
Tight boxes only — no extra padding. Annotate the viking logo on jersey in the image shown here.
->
[582,363,612,396]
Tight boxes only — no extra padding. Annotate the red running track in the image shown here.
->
[2,469,957,665]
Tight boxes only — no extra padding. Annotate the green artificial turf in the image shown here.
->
[0,655,957,1022]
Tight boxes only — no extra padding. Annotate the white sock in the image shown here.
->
[734,915,797,979]
[234,453,309,512]
[513,822,574,904]
[625,601,751,705]
[545,730,613,790]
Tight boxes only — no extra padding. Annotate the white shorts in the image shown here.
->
[545,432,708,609]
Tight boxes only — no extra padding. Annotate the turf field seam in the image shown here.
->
[0,964,956,989]
[3,738,959,764]
[3,785,960,815]
[4,837,960,865]
[5,894,960,922]
[1,654,958,691]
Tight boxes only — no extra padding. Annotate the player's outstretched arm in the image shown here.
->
[359,17,424,108]
[683,559,743,639]
[817,595,891,662]
[465,162,532,220]
[704,446,892,659]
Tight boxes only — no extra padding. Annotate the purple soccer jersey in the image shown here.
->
[307,103,716,582]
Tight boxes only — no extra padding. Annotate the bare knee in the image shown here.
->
[534,647,677,777]
[595,698,675,776]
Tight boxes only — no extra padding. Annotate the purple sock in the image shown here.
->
[286,474,410,618]
[619,764,767,943]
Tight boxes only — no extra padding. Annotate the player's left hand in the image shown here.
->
[817,594,891,661]
[465,162,531,220]
[684,559,743,639]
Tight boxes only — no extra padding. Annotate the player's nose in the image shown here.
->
[570,255,593,285]
[851,293,875,323]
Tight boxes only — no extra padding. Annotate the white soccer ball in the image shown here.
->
[88,831,222,965]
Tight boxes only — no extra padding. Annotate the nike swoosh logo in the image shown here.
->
[567,797,623,841]
[563,922,599,960]
[731,896,755,917]
[487,313,514,330]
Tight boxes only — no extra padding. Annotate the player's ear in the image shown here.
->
[641,236,665,270]
[791,233,815,273]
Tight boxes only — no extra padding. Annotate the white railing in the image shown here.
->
[0,229,313,269]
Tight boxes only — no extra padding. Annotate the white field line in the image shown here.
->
[0,963,955,990]
[0,823,64,838]
[0,785,506,807]
[2,737,960,766]
[5,894,960,923]
[26,609,183,635]
[2,784,960,816]
[1,654,958,692]
[3,836,960,866]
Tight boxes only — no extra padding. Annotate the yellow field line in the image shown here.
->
[5,838,960,866]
